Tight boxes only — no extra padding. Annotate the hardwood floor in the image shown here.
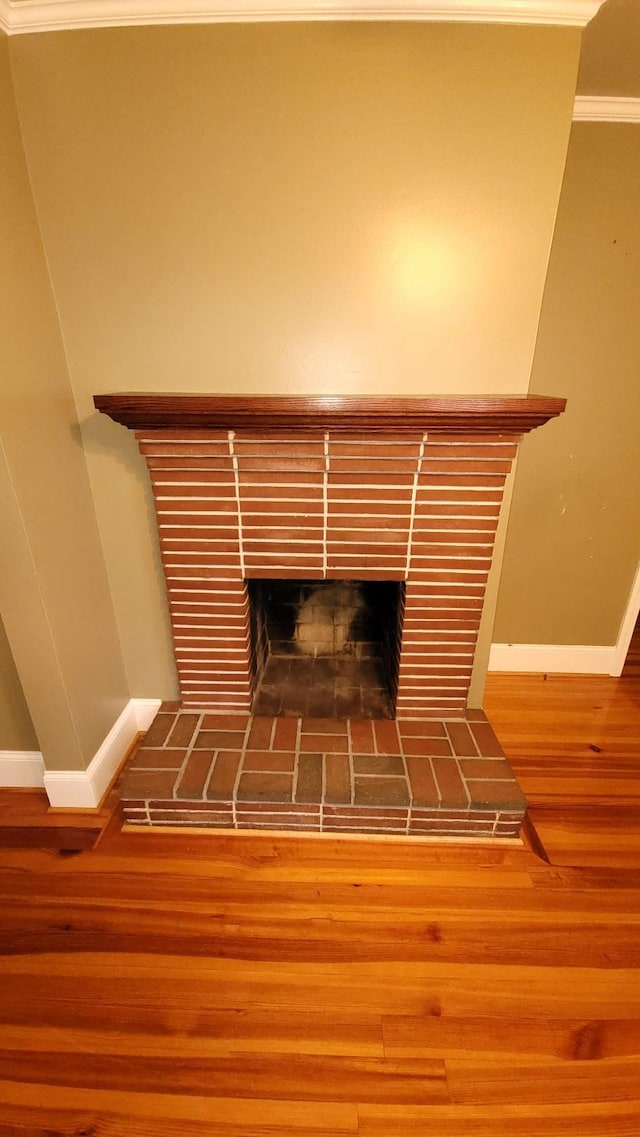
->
[485,671,640,868]
[1,672,640,1135]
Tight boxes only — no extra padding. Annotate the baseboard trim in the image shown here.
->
[43,698,161,809]
[488,643,616,675]
[0,750,45,788]
[611,561,640,677]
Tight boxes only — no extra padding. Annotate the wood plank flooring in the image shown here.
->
[1,672,640,1135]
[485,671,640,868]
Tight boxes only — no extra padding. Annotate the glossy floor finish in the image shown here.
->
[1,671,640,1135]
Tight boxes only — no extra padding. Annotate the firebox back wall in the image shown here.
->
[138,428,519,718]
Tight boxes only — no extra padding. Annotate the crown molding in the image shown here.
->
[0,0,606,36]
[573,96,640,123]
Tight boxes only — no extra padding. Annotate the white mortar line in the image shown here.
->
[404,433,426,580]
[322,432,330,578]
[201,749,219,802]
[226,430,246,581]
[230,715,254,829]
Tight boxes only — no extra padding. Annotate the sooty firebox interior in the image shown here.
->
[248,579,405,719]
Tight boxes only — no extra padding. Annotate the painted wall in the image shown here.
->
[0,616,38,752]
[0,37,129,771]
[577,0,640,97]
[10,23,579,699]
[494,123,640,648]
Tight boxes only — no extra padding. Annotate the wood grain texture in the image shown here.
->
[0,672,639,1134]
[0,788,115,852]
[485,672,640,869]
[93,393,566,434]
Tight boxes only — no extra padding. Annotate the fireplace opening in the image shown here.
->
[248,579,405,719]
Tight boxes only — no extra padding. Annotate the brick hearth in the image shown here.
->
[120,704,525,837]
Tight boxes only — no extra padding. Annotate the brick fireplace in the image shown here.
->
[96,394,564,839]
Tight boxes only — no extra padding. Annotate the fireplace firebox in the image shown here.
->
[248,578,404,718]
[95,394,565,840]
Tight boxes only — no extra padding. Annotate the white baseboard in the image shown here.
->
[611,562,640,677]
[43,698,161,809]
[0,750,45,788]
[488,643,616,675]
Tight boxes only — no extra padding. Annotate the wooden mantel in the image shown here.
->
[94,393,566,435]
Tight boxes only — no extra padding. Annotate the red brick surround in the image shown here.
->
[136,428,517,717]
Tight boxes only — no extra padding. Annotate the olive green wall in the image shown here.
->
[494,123,640,648]
[577,0,640,97]
[0,36,129,771]
[9,23,579,699]
[0,615,38,752]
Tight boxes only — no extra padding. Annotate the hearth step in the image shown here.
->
[118,704,526,839]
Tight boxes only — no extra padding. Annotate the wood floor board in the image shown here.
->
[0,1052,449,1106]
[0,1081,359,1132]
[0,1111,352,1137]
[0,789,116,859]
[527,806,640,868]
[1,900,639,968]
[445,1055,640,1105]
[2,958,640,1020]
[485,674,640,812]
[2,873,636,916]
[382,1013,640,1062]
[357,1100,640,1136]
[0,1015,385,1059]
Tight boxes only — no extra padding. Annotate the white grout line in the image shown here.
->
[268,717,277,750]
[322,433,330,578]
[227,430,246,580]
[157,508,248,516]
[173,641,249,648]
[201,749,218,801]
[229,715,254,829]
[181,698,250,706]
[391,721,411,837]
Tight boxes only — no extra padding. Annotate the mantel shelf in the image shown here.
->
[94,393,566,435]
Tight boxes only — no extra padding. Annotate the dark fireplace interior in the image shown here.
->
[248,579,405,719]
